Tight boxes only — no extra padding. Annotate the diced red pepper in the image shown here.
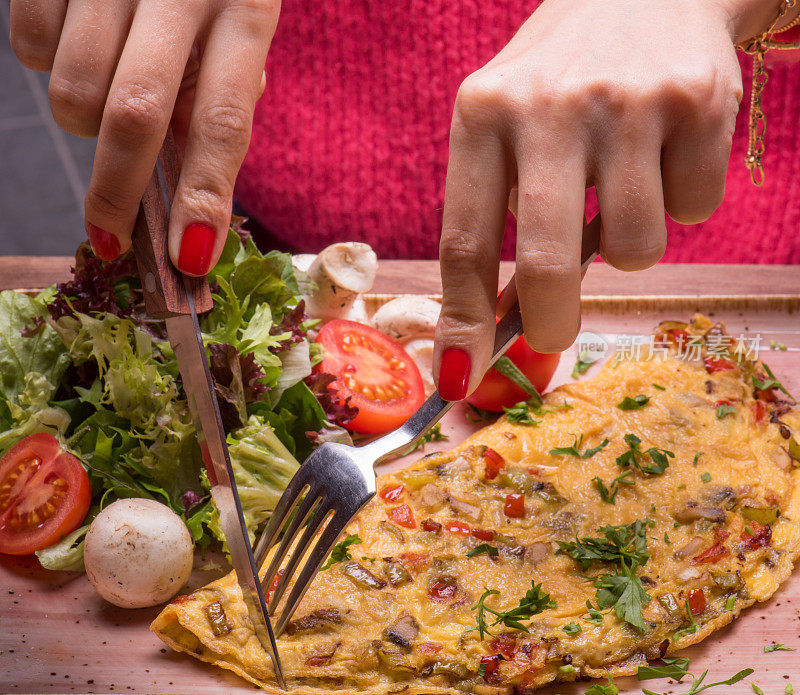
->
[692,528,730,564]
[480,655,501,681]
[428,579,457,602]
[658,328,690,348]
[751,400,768,424]
[415,642,442,655]
[714,399,734,408]
[756,387,777,402]
[379,484,405,501]
[444,519,472,536]
[265,569,284,602]
[399,552,430,571]
[387,504,417,529]
[504,493,525,518]
[686,588,706,615]
[483,448,506,480]
[489,633,518,660]
[704,356,737,373]
[170,594,194,605]
[741,521,772,551]
[421,518,442,533]
[471,527,495,542]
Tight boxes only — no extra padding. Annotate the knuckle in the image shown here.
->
[48,75,105,135]
[515,249,575,286]
[439,229,488,276]
[85,185,132,223]
[10,36,54,71]
[602,234,666,271]
[105,82,168,140]
[453,71,512,132]
[196,100,253,149]
[180,181,234,219]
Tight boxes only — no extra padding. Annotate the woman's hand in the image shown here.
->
[433,0,776,401]
[10,0,279,275]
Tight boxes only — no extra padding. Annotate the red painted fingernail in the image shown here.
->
[178,222,216,276]
[439,348,471,401]
[86,223,120,262]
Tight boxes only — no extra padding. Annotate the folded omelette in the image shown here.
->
[152,315,800,693]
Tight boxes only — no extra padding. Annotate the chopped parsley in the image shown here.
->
[770,340,787,351]
[618,394,650,410]
[585,601,604,624]
[787,684,794,695]
[664,532,670,544]
[492,356,543,406]
[550,434,610,459]
[466,543,499,558]
[395,424,448,457]
[753,685,765,695]
[642,668,753,695]
[716,403,737,419]
[753,362,794,400]
[469,581,556,640]
[693,452,702,467]
[652,383,667,391]
[503,400,540,426]
[638,656,691,680]
[616,433,673,475]
[701,472,712,483]
[585,672,618,695]
[764,643,795,652]
[725,595,736,611]
[557,520,653,632]
[321,534,362,570]
[572,350,597,379]
[562,621,582,635]
[672,600,699,641]
[593,469,635,504]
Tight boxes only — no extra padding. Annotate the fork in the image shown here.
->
[255,216,601,637]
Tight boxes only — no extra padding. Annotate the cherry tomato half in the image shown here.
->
[317,320,425,434]
[466,319,560,412]
[0,433,91,555]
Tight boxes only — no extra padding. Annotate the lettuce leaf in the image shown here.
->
[0,290,70,403]
[0,373,71,455]
[207,417,300,544]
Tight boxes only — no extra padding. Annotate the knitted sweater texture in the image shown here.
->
[235,1,800,263]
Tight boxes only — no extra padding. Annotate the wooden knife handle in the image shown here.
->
[132,132,212,318]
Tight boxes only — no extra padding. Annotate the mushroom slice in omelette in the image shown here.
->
[152,315,800,694]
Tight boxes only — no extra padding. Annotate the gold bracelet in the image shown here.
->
[737,0,798,185]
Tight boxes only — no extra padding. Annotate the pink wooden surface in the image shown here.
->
[1,265,799,694]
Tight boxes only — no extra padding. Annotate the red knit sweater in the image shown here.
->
[235,1,800,263]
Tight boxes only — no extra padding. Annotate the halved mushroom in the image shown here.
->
[673,501,726,524]
[302,242,378,323]
[383,613,420,649]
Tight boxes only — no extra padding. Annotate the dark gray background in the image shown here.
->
[1,2,93,255]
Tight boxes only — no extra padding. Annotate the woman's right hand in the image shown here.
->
[10,0,279,275]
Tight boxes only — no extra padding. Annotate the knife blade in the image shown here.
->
[133,143,285,688]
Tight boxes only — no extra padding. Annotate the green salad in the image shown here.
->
[0,220,353,570]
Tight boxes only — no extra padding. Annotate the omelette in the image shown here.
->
[152,315,800,693]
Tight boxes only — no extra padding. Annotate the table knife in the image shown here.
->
[131,134,286,689]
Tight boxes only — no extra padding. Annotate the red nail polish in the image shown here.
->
[86,223,120,262]
[178,223,216,276]
[439,348,471,401]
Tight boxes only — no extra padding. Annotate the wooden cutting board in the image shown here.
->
[1,261,799,694]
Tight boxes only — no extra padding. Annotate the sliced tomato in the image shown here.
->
[466,317,560,412]
[421,518,442,533]
[428,579,457,602]
[751,400,768,424]
[0,433,91,556]
[480,655,501,681]
[471,527,495,542]
[317,320,425,434]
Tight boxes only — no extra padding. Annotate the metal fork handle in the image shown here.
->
[361,215,601,463]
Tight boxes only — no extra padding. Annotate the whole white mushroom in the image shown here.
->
[84,498,194,609]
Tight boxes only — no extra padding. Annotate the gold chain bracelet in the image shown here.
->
[737,0,799,185]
